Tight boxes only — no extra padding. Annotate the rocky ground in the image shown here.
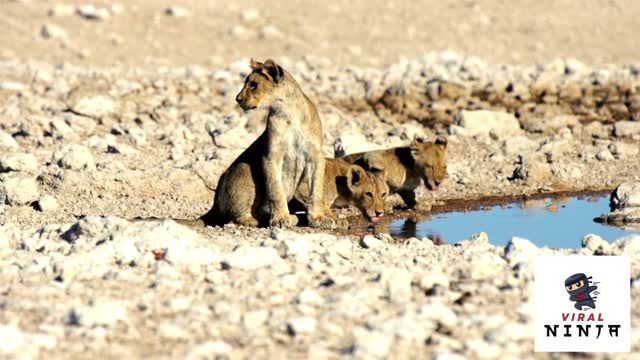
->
[2,0,640,359]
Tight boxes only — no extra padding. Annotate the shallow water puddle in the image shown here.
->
[385,194,639,248]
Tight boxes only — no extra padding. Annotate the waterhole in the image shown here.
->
[384,194,639,248]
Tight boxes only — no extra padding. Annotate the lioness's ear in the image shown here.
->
[347,165,363,191]
[263,59,284,84]
[435,136,448,148]
[250,58,263,70]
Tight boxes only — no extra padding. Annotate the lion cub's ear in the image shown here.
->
[250,58,263,70]
[435,136,448,148]
[346,165,364,192]
[262,59,285,84]
[410,135,425,155]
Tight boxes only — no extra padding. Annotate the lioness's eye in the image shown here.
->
[382,192,387,198]
[365,192,373,198]
[249,81,257,89]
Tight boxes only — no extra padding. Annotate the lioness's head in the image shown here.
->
[410,135,447,191]
[235,58,286,112]
[346,165,389,224]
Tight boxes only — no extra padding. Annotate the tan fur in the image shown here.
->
[201,59,330,228]
[291,158,389,224]
[342,136,447,209]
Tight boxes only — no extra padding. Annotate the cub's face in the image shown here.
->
[411,136,448,191]
[235,59,284,112]
[347,166,389,223]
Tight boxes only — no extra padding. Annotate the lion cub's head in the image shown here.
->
[235,59,286,112]
[346,165,389,224]
[410,136,448,191]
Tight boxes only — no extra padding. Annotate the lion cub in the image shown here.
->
[201,59,330,228]
[291,158,389,225]
[342,136,447,209]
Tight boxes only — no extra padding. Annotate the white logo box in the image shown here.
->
[534,256,630,352]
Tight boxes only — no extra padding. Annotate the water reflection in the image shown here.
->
[384,195,639,248]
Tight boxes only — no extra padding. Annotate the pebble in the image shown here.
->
[352,327,392,358]
[286,316,317,336]
[0,153,38,173]
[76,5,110,21]
[36,195,58,212]
[222,245,285,270]
[0,132,19,149]
[165,6,190,17]
[54,145,95,171]
[40,24,68,40]
[67,302,128,327]
[70,95,116,118]
[0,175,39,206]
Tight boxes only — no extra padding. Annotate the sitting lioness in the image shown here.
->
[290,158,389,225]
[342,136,447,209]
[201,59,330,228]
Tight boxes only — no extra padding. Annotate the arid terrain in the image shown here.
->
[0,1,639,359]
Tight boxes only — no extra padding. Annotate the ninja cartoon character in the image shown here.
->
[564,273,598,310]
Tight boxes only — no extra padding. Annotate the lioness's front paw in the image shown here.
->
[270,213,298,228]
[308,214,335,229]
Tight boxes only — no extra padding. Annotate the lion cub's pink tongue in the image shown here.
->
[369,216,381,224]
[430,185,439,192]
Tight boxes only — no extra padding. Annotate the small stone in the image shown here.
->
[608,142,639,159]
[0,132,19,149]
[164,297,191,312]
[296,289,323,305]
[0,153,38,173]
[70,95,116,118]
[614,121,640,138]
[222,245,284,270]
[379,267,412,303]
[36,195,58,212]
[324,238,353,260]
[504,237,538,265]
[454,110,522,137]
[0,81,25,91]
[419,272,450,290]
[596,149,614,161]
[0,175,39,206]
[157,323,189,340]
[352,327,392,358]
[48,4,75,16]
[40,24,68,40]
[360,235,384,249]
[243,310,269,328]
[286,316,317,336]
[67,302,128,327]
[54,145,95,171]
[610,182,640,210]
[164,6,190,17]
[582,234,609,253]
[76,5,110,21]
[612,235,640,255]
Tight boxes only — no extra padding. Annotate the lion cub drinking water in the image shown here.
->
[342,136,447,209]
[202,59,330,228]
[290,158,389,226]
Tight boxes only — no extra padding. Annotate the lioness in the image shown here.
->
[290,158,389,225]
[342,136,447,209]
[201,59,329,228]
